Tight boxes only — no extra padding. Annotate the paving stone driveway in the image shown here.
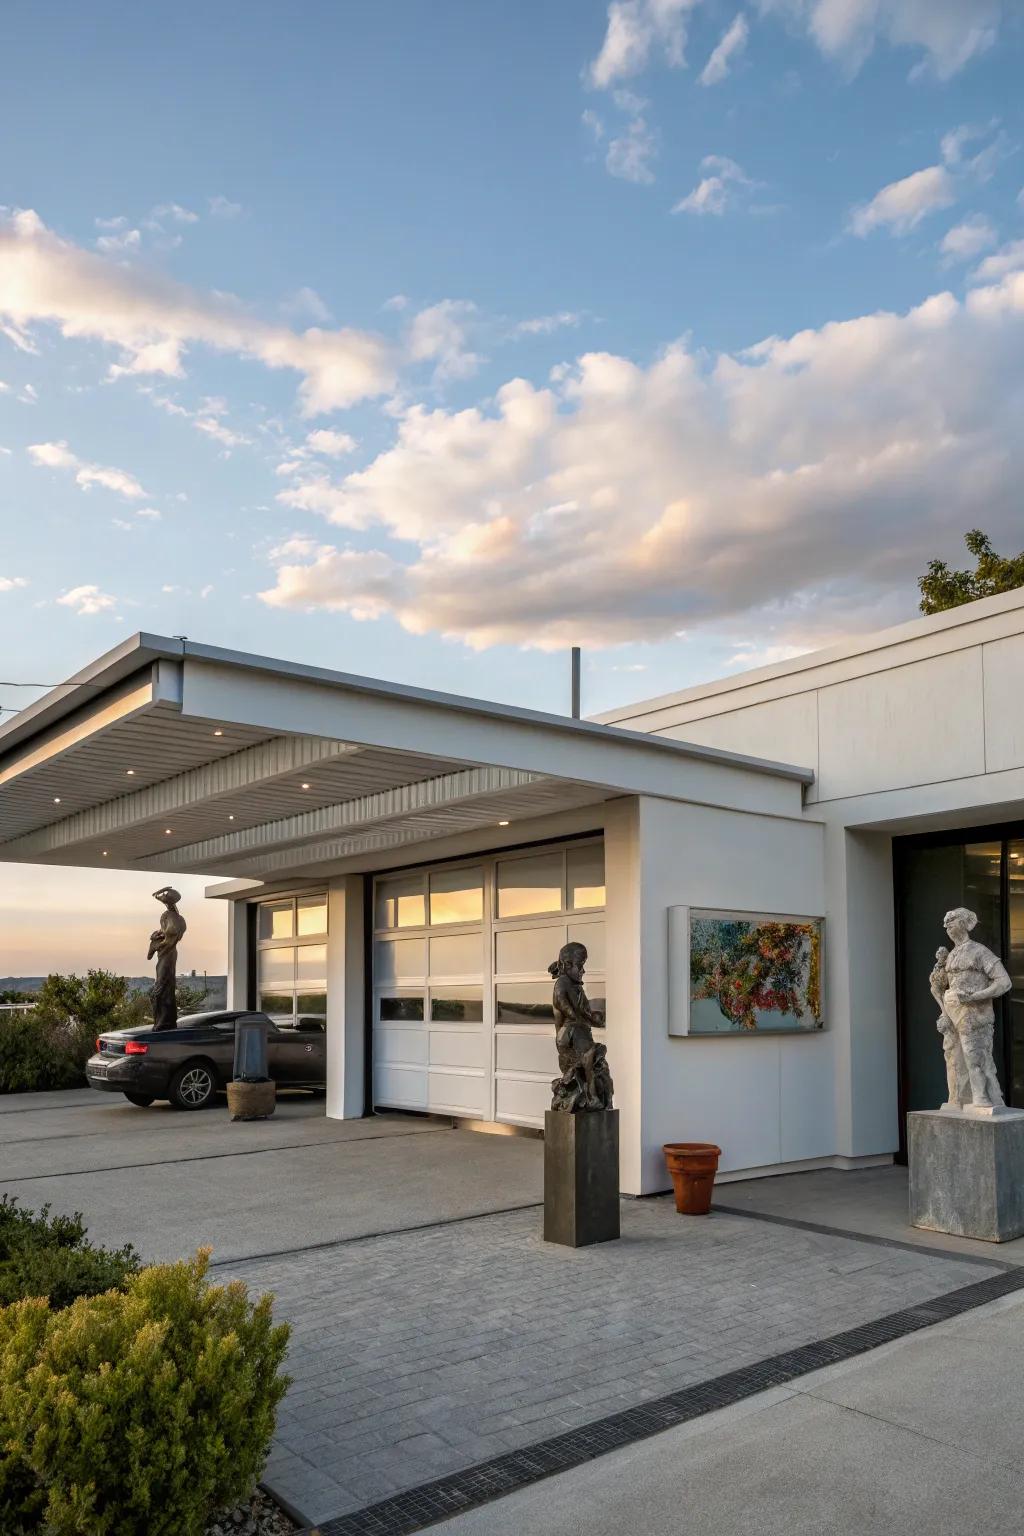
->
[225,1198,1003,1526]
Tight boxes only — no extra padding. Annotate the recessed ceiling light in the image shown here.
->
[126,769,135,776]
[53,797,61,804]
[164,828,172,835]
[301,782,311,790]
[102,850,109,857]
[213,729,224,737]
[228,815,235,821]
[498,820,509,827]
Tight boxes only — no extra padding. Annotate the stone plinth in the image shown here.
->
[908,1108,1024,1242]
[544,1109,620,1248]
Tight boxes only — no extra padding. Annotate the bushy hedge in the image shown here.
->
[0,1197,140,1311]
[0,1011,92,1094]
[0,971,210,1094]
[0,1249,291,1536]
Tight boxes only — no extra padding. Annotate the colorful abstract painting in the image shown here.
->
[688,911,823,1034]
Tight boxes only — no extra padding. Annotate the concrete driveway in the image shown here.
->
[0,1088,543,1265]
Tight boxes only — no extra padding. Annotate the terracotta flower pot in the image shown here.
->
[227,1079,276,1121]
[663,1142,722,1215]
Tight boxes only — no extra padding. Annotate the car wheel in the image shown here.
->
[123,1091,155,1107]
[168,1062,217,1110]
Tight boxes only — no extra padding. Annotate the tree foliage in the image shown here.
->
[919,530,1024,615]
[2,972,214,1093]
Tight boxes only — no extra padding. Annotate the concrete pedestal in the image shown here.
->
[908,1108,1024,1242]
[544,1109,620,1248]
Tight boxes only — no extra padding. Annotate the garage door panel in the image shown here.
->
[429,1029,487,1070]
[374,1063,427,1108]
[374,1026,429,1065]
[495,1075,549,1127]
[495,1029,557,1075]
[428,1070,487,1115]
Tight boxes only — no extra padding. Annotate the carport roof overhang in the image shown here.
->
[0,633,813,881]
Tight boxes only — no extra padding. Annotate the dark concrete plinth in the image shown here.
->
[908,1109,1024,1242]
[544,1109,620,1247]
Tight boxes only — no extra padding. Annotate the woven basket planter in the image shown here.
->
[227,1079,277,1121]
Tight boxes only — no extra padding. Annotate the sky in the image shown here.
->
[1,0,1024,974]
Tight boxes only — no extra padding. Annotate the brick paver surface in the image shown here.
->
[223,1200,1002,1525]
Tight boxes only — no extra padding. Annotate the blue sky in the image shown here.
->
[2,0,1024,970]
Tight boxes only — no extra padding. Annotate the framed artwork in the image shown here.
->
[668,908,824,1036]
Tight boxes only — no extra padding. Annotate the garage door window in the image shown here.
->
[256,893,328,1027]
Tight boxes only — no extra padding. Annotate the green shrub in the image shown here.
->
[1,971,214,1094]
[0,1249,291,1536]
[0,1012,85,1094]
[0,1197,140,1311]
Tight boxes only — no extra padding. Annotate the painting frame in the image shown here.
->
[668,906,825,1037]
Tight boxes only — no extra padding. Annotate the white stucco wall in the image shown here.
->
[622,796,828,1194]
[599,590,1024,1179]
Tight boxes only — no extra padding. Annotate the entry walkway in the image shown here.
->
[5,1099,1019,1531]
[428,1289,1024,1536]
[224,1187,1007,1525]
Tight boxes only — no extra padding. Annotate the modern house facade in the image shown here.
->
[3,586,1024,1194]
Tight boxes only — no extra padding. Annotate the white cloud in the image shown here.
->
[57,583,117,615]
[383,294,409,312]
[605,117,658,184]
[673,155,750,215]
[151,203,199,224]
[407,299,482,383]
[754,0,1003,80]
[259,273,1024,653]
[0,209,396,414]
[96,227,142,256]
[941,122,990,166]
[304,429,358,456]
[940,215,997,264]
[0,576,28,592]
[516,312,585,336]
[700,13,749,85]
[281,286,332,323]
[135,506,161,519]
[27,440,146,499]
[208,195,243,219]
[581,109,605,143]
[971,240,1024,284]
[588,0,698,88]
[18,383,38,404]
[848,165,955,237]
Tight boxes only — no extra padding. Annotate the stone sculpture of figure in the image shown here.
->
[549,941,613,1113]
[930,946,970,1109]
[939,907,1011,1111]
[148,886,186,1032]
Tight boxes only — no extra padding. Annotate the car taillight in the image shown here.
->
[125,1041,149,1055]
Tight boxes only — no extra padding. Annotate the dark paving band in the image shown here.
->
[303,1265,1024,1536]
[711,1200,1021,1271]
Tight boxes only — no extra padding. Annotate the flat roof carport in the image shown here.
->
[0,633,814,882]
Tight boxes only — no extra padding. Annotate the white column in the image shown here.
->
[326,875,366,1119]
[603,798,644,1195]
[829,825,898,1158]
[225,899,250,1009]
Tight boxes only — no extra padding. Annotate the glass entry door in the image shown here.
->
[895,829,1023,1145]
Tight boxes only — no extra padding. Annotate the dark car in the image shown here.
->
[85,1010,326,1110]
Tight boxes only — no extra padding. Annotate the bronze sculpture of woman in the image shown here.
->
[549,941,613,1112]
[148,886,187,1031]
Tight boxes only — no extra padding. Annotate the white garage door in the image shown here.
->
[372,839,605,1127]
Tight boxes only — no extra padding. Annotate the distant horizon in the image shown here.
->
[0,865,227,976]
